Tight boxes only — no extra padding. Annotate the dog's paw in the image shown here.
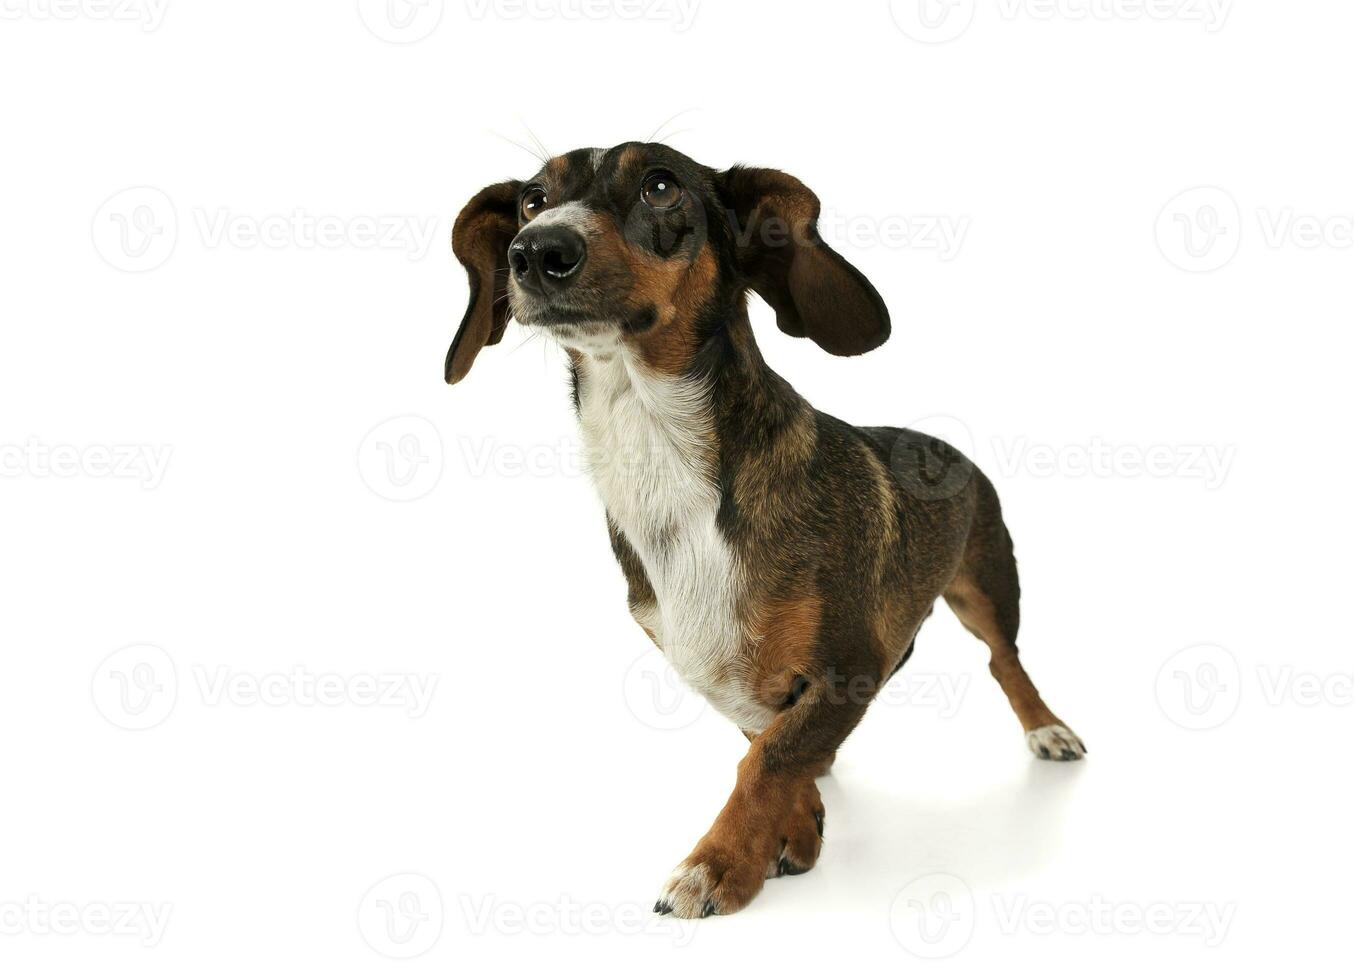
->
[653,856,754,919]
[767,789,824,879]
[1026,724,1087,761]
[654,787,825,918]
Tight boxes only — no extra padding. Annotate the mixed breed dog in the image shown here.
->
[446,142,1085,918]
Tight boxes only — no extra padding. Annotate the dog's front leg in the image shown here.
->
[654,675,870,918]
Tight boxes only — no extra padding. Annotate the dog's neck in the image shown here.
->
[567,303,796,439]
[566,303,807,537]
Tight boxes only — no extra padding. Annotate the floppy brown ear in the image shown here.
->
[445,179,522,384]
[719,166,890,356]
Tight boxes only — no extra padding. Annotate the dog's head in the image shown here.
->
[445,142,891,382]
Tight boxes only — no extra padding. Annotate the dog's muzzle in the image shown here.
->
[509,225,587,295]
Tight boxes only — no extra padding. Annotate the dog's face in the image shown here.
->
[504,143,726,368]
[446,142,890,383]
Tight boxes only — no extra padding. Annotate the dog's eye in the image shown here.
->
[641,172,682,209]
[520,187,548,222]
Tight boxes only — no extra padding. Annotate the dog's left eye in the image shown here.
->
[520,187,548,222]
[641,172,683,209]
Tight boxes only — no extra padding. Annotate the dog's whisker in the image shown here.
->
[489,129,547,165]
[517,118,552,162]
[508,322,546,355]
[647,107,698,144]
[655,126,695,147]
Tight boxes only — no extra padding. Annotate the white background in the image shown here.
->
[2,0,1351,976]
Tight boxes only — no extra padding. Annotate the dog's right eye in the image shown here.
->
[520,187,548,222]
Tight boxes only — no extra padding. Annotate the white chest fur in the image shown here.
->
[576,352,774,733]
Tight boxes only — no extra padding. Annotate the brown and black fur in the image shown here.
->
[445,142,1085,918]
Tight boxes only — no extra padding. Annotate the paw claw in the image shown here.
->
[778,856,808,876]
[1026,724,1087,762]
[659,784,825,916]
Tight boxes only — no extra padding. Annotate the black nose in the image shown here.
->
[509,225,587,293]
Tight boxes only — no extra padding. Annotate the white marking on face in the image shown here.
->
[577,349,775,734]
[509,201,606,334]
[529,200,593,232]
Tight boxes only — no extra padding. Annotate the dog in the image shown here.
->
[445,142,1085,918]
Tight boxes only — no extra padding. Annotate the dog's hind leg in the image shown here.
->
[942,475,1086,761]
